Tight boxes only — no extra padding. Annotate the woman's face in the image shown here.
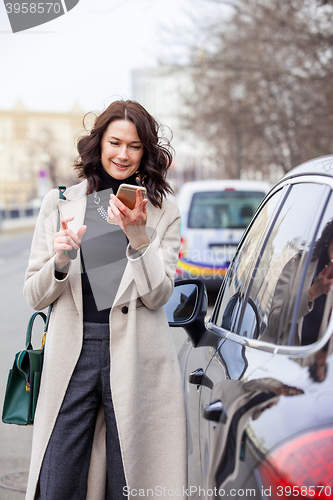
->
[100,120,144,180]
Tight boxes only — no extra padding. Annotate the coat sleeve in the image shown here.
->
[23,189,71,310]
[125,201,181,310]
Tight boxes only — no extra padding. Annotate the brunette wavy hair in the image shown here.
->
[312,219,333,261]
[74,100,174,208]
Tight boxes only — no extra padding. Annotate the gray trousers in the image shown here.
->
[37,322,127,500]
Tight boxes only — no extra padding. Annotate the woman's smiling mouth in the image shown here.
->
[112,161,130,169]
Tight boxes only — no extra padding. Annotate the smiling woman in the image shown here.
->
[23,99,185,500]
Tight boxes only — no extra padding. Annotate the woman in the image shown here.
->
[23,100,186,500]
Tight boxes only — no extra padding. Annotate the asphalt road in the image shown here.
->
[0,230,36,500]
[0,229,192,499]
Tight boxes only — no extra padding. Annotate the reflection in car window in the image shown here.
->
[262,190,333,346]
[215,182,333,347]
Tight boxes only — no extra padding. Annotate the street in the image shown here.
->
[0,231,36,499]
[0,229,189,499]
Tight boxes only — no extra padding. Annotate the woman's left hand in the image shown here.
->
[108,189,150,250]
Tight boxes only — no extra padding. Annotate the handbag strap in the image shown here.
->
[38,186,66,351]
[25,311,47,349]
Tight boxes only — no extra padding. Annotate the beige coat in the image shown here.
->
[23,180,187,500]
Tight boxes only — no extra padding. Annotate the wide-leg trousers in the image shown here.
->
[36,322,127,500]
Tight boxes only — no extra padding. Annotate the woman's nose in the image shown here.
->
[117,146,129,160]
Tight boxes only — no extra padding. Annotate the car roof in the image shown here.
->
[176,180,272,210]
[180,179,271,193]
[277,154,333,186]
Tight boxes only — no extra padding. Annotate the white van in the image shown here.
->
[176,179,271,290]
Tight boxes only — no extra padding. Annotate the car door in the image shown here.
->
[182,184,287,497]
[184,178,333,498]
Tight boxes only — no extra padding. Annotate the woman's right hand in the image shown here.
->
[54,216,87,270]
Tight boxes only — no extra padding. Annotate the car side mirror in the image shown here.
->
[165,279,208,346]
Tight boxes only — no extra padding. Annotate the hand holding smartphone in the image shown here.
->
[107,184,147,224]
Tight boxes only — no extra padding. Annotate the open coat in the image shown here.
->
[23,180,187,500]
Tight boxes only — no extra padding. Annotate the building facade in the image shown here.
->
[0,101,88,207]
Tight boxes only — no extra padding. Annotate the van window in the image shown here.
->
[188,191,266,229]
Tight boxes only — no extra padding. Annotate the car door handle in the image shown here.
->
[188,368,213,389]
[204,399,227,423]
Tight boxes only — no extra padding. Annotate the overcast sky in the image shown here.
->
[0,0,221,113]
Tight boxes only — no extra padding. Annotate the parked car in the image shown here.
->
[165,155,333,499]
[176,180,271,291]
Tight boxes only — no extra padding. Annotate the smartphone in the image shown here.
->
[116,184,147,210]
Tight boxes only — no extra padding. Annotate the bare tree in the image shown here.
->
[181,0,333,179]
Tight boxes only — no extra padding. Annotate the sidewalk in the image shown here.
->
[0,228,34,499]
[0,216,37,235]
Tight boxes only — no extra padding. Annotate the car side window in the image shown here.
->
[215,186,288,333]
[215,182,333,347]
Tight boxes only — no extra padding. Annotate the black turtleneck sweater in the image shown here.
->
[80,168,138,323]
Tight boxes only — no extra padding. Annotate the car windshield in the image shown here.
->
[188,190,266,229]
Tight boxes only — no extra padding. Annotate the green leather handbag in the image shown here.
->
[2,311,50,425]
[2,186,66,426]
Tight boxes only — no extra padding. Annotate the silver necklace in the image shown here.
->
[93,190,112,221]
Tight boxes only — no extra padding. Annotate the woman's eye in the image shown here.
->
[109,141,119,146]
[131,145,141,150]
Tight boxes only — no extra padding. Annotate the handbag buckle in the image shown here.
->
[40,330,46,350]
[25,382,30,393]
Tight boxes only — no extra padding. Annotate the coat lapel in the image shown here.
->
[57,180,88,317]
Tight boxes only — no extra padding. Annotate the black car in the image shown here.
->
[165,155,333,500]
